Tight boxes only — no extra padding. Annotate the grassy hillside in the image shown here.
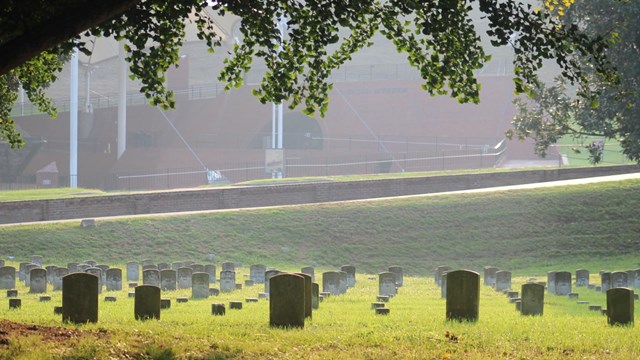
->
[1,178,639,275]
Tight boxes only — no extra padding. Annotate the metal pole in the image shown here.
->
[275,16,287,179]
[271,103,276,179]
[19,86,24,116]
[117,41,127,159]
[69,49,79,188]
[277,103,283,149]
[272,103,276,149]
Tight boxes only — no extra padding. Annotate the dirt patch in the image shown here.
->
[0,320,109,346]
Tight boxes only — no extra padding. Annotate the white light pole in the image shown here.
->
[272,15,287,179]
[117,41,127,159]
[69,48,79,188]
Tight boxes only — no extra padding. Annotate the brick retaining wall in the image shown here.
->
[1,165,638,225]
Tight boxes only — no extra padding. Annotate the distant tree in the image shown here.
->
[0,0,614,149]
[510,0,638,163]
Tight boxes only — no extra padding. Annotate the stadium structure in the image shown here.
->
[2,10,558,191]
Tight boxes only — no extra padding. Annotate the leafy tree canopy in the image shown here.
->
[510,0,639,163]
[0,0,615,149]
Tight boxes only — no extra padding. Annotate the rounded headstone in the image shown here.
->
[85,267,103,293]
[301,266,315,283]
[222,262,235,272]
[495,271,512,292]
[105,268,122,291]
[0,266,16,290]
[142,269,160,287]
[134,285,161,320]
[547,271,557,294]
[483,266,498,287]
[311,283,320,310]
[192,272,210,299]
[177,267,193,289]
[435,265,452,287]
[250,264,267,284]
[554,271,572,296]
[294,272,313,319]
[611,271,629,288]
[322,271,341,296]
[160,269,177,291]
[378,272,397,297]
[600,272,612,293]
[52,267,69,291]
[63,273,98,323]
[607,287,634,326]
[521,283,544,316]
[264,269,281,294]
[31,255,43,266]
[340,265,356,288]
[220,270,236,293]
[575,269,589,287]
[204,264,216,283]
[270,273,305,328]
[388,266,403,287]
[126,262,139,281]
[446,269,480,322]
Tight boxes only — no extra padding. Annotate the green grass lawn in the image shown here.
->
[1,177,639,358]
[0,188,107,202]
[556,136,635,167]
[1,178,639,275]
[0,269,637,359]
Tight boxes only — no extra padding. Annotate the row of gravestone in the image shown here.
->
[511,282,635,326]
[596,270,640,292]
[492,268,635,326]
[369,266,405,316]
[4,258,336,300]
[435,266,513,298]
[9,258,636,327]
[321,265,357,295]
[3,258,292,293]
[324,265,405,299]
[1,264,311,298]
[435,266,636,326]
[55,271,323,328]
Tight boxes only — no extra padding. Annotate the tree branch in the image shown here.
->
[0,0,141,75]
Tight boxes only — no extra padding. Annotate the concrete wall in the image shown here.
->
[1,165,638,225]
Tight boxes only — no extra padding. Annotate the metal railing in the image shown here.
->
[11,59,514,118]
[10,83,225,118]
[109,141,506,191]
